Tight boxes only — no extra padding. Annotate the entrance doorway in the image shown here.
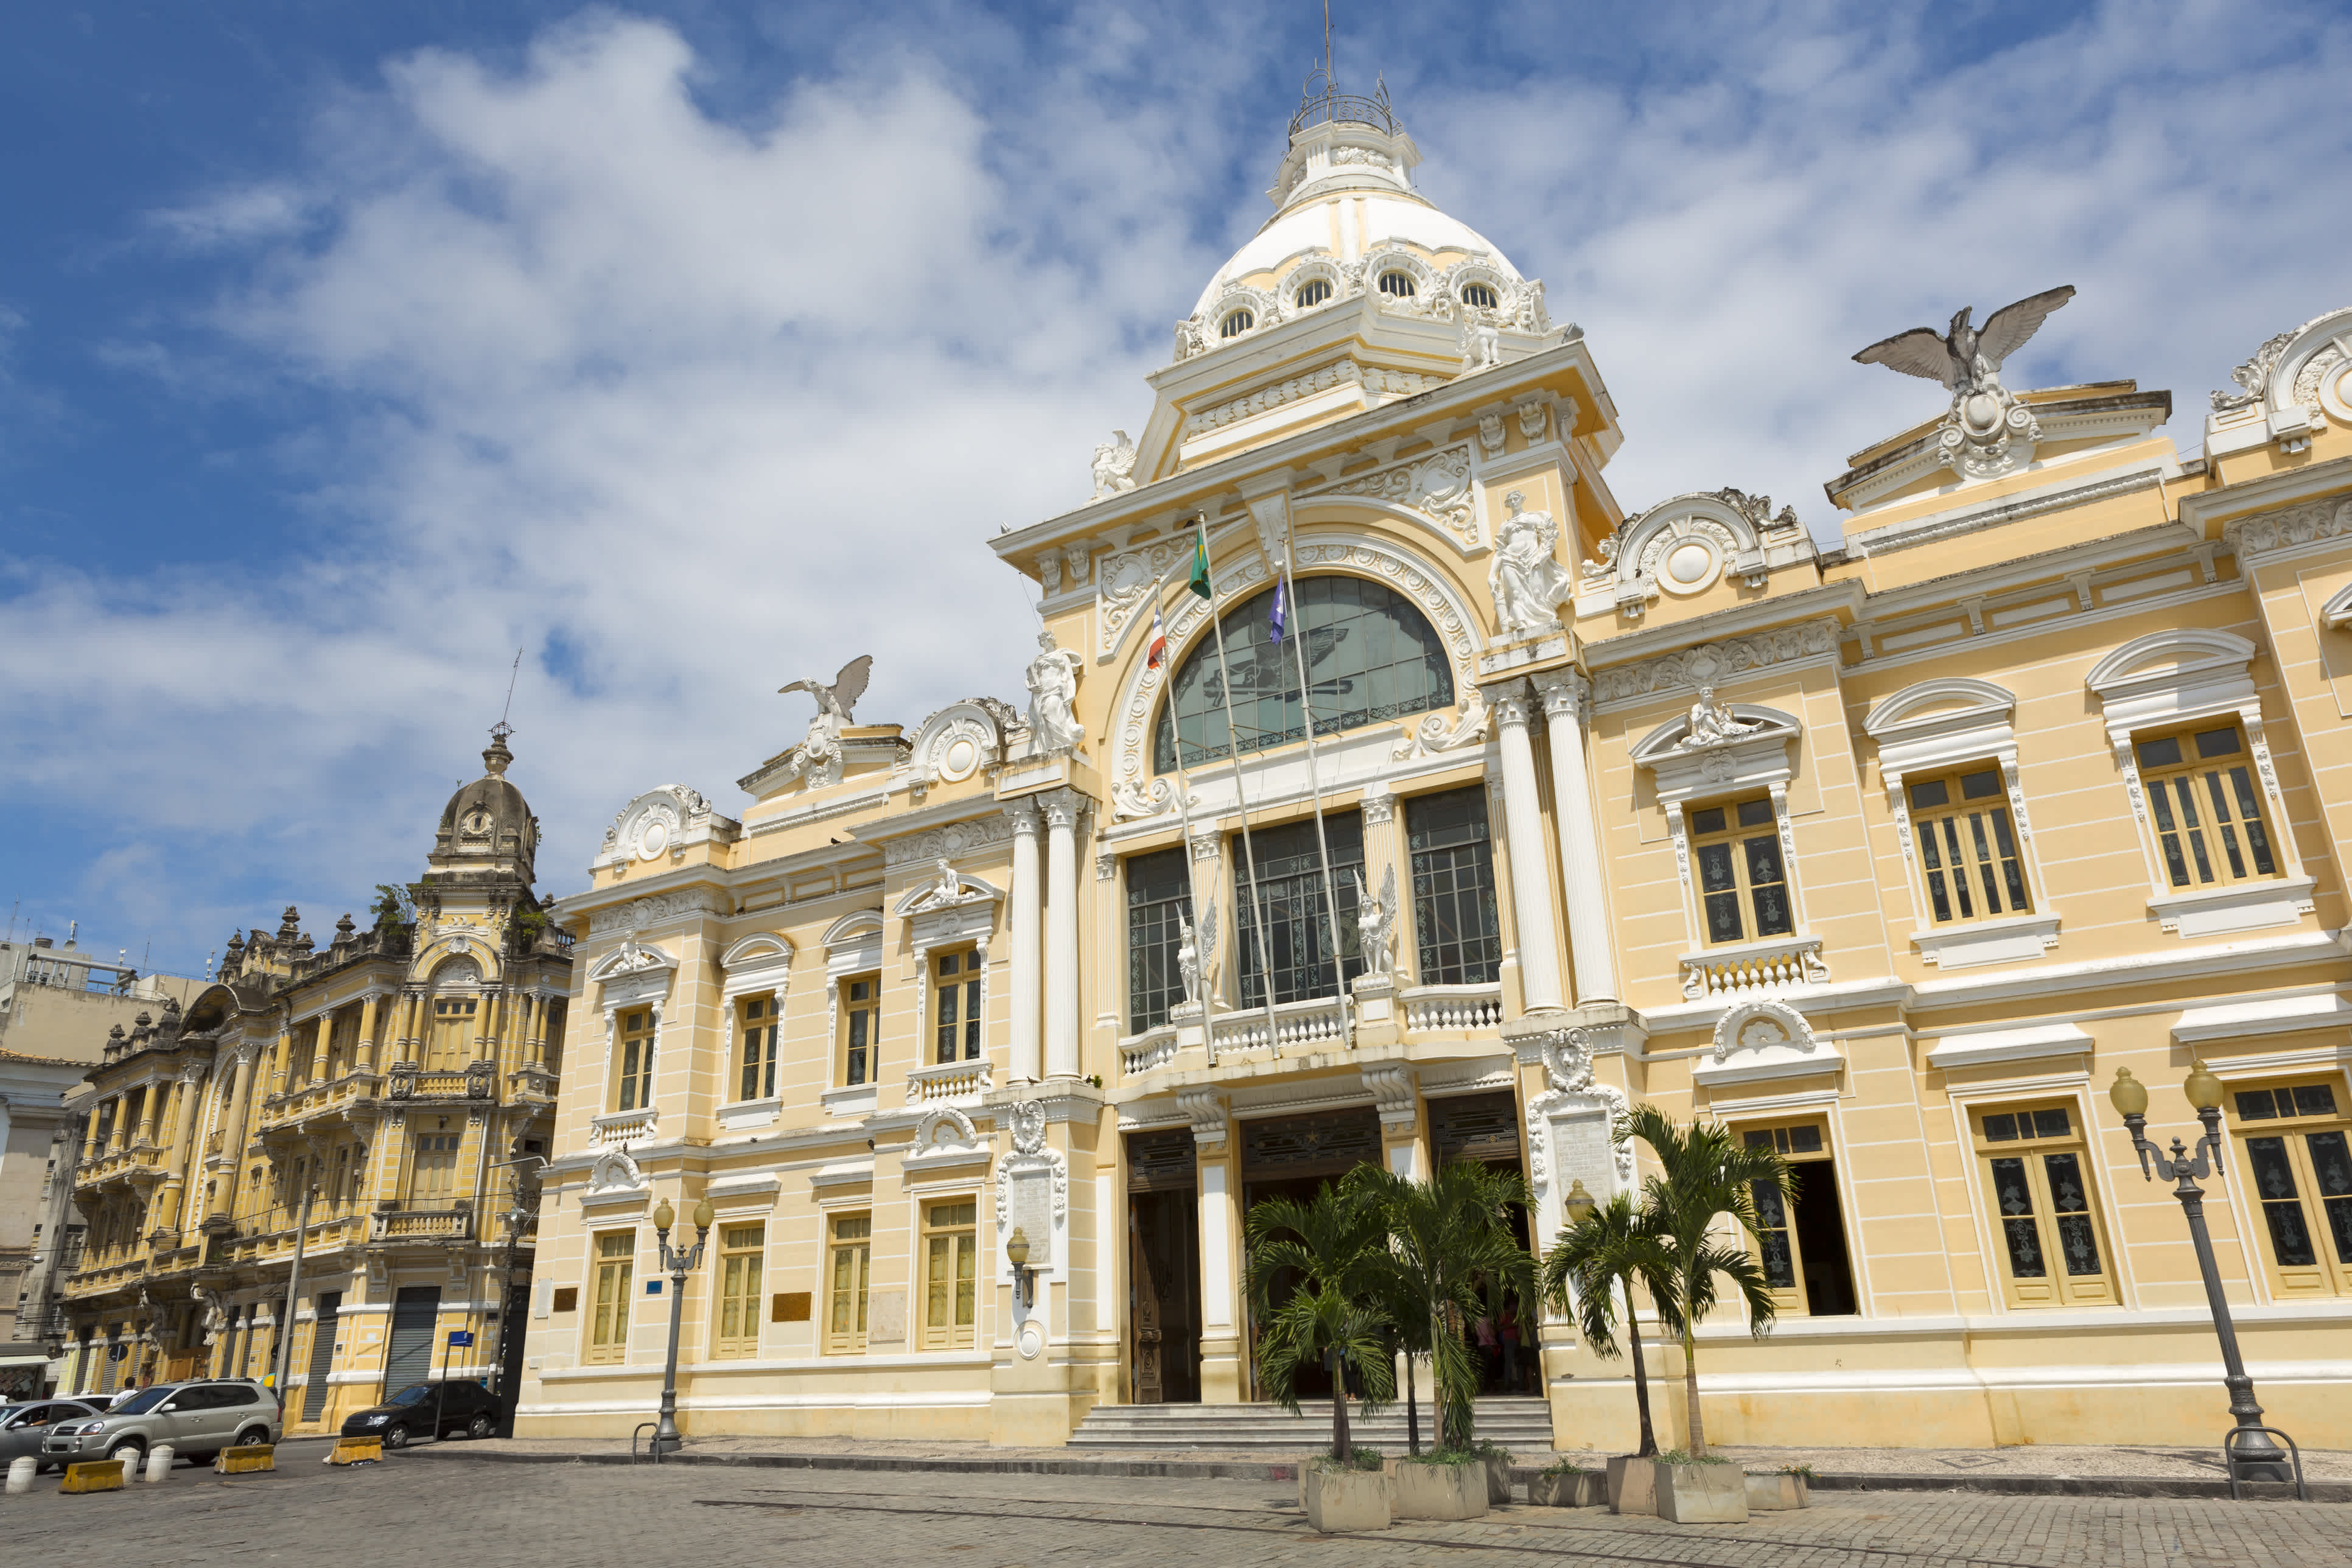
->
[1429,1090,1539,1396]
[1125,1130,1201,1404]
[382,1286,441,1396]
[1239,1106,1385,1400]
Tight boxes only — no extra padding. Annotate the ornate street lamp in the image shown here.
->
[648,1195,713,1460]
[1006,1226,1035,1315]
[2107,1062,2292,1480]
[1561,1178,1597,1231]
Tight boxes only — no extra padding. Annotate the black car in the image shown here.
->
[339,1381,502,1447]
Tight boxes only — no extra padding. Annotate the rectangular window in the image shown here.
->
[1737,1119,1855,1316]
[922,1200,978,1348]
[713,1223,765,1359]
[1908,766,2032,924]
[737,996,779,1102]
[614,1009,655,1111]
[1125,847,1193,1034]
[1690,797,1794,946]
[2230,1079,2352,1298]
[933,951,982,1064]
[407,1132,460,1205]
[430,998,478,1070]
[1234,811,1366,1007]
[827,1214,872,1353]
[1972,1102,2113,1307]
[1407,786,1502,987]
[839,976,879,1087]
[587,1231,633,1365]
[329,1009,362,1077]
[2135,724,2281,891]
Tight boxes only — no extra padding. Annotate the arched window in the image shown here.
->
[1221,309,1255,338]
[1153,576,1454,772]
[1460,282,1498,309]
[1295,278,1332,308]
[1377,270,1417,298]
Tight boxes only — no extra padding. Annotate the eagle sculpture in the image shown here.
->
[1853,285,2076,394]
[779,655,874,724]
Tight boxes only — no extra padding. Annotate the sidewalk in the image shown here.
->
[406,1432,2352,1500]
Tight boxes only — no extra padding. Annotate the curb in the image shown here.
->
[397,1446,2351,1501]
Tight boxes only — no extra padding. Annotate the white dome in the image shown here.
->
[1192,190,1527,318]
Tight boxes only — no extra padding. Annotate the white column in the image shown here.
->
[1536,671,1619,1006]
[1486,681,1566,1012]
[1043,790,1082,1079]
[1007,801,1042,1084]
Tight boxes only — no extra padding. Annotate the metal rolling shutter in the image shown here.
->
[382,1287,440,1397]
[301,1291,342,1421]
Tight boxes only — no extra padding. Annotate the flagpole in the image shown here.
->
[1270,517,1356,1045]
[1192,517,1286,1055]
[1150,567,1218,1059]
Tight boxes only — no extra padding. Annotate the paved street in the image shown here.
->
[5,1451,2348,1566]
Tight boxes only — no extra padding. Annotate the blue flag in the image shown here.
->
[1269,579,1286,646]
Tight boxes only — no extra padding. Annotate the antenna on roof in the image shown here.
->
[499,646,523,728]
[1324,0,1333,85]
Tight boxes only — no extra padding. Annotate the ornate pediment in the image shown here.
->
[1694,999,1843,1088]
[1630,698,1801,804]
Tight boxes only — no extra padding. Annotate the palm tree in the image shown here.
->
[1346,1160,1535,1453]
[1622,1104,1788,1458]
[1538,1191,1671,1457]
[1243,1180,1395,1460]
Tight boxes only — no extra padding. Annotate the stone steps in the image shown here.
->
[1070,1396,1556,1454]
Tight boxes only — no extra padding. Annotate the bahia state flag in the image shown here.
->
[1147,605,1169,670]
[1269,579,1286,645]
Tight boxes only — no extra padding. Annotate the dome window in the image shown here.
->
[1377,270,1417,298]
[1220,309,1255,338]
[1295,278,1332,308]
[1460,282,1499,310]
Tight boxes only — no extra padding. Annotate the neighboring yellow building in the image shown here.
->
[56,729,572,1438]
[516,84,2352,1452]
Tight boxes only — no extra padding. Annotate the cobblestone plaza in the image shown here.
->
[8,1454,2350,1567]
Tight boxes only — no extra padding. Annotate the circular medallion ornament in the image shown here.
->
[939,735,981,782]
[1665,542,1713,586]
[637,817,669,861]
[1017,1320,1045,1360]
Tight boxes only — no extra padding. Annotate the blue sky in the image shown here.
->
[4,1,2348,979]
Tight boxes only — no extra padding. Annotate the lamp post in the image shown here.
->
[648,1195,712,1460]
[2107,1062,2291,1479]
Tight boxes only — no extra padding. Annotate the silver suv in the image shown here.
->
[44,1379,281,1466]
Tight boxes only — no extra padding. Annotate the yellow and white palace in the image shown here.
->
[55,730,570,1433]
[516,85,2352,1452]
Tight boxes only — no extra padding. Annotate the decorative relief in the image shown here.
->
[1026,633,1086,755]
[1489,491,1573,633]
[1477,410,1505,457]
[1010,1100,1048,1155]
[1524,1024,1635,1190]
[1592,622,1838,707]
[1111,776,1200,822]
[1096,538,1183,655]
[2213,327,2298,412]
[1314,445,1477,547]
[1180,360,1446,435]
[586,891,721,936]
[1516,400,1550,441]
[881,813,1016,867]
[1393,688,1493,760]
[912,1105,981,1155]
[1177,1087,1227,1152]
[601,785,715,864]
[2223,497,2352,560]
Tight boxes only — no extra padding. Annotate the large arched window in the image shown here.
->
[1153,575,1454,772]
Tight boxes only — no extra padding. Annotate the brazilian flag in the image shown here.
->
[1188,525,1213,600]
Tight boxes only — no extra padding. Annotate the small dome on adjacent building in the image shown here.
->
[430,724,539,883]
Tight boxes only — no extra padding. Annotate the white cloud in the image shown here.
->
[4,2,2348,970]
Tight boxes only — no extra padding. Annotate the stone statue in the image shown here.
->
[1678,687,1762,749]
[1459,312,1503,373]
[1091,430,1138,499]
[1353,865,1398,978]
[912,856,966,910]
[1025,632,1085,754]
[1488,490,1573,634]
[1852,285,2075,397]
[1177,897,1217,1007]
[772,654,874,790]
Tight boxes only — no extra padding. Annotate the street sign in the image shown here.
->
[447,1329,474,1347]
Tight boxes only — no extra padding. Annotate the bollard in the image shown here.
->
[5,1455,35,1494]
[215,1444,275,1475]
[145,1444,175,1483]
[61,1460,127,1494]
